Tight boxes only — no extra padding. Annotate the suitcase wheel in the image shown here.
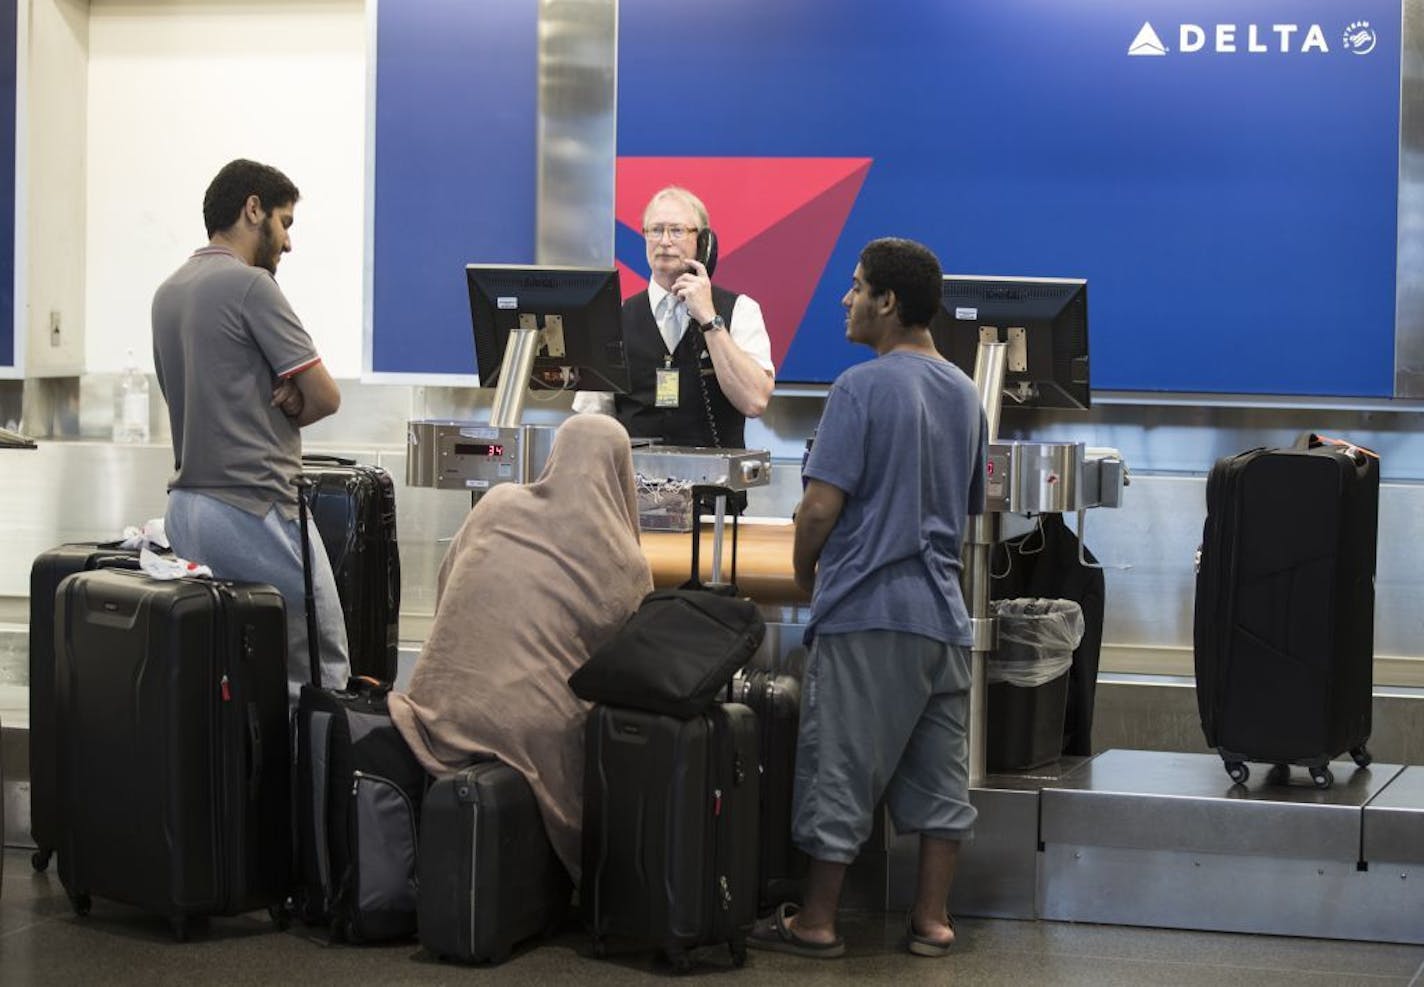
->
[1267,764,1291,786]
[332,916,360,944]
[1310,765,1334,789]
[590,936,608,960]
[31,848,52,873]
[1350,746,1373,769]
[170,915,190,942]
[1224,761,1249,785]
[68,891,91,917]
[664,945,693,975]
[730,939,748,968]
[268,903,291,931]
[543,896,571,939]
[295,893,327,926]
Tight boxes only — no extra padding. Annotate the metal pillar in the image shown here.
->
[965,341,1006,786]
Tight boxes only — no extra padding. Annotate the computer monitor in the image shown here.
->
[467,264,630,392]
[929,275,1089,410]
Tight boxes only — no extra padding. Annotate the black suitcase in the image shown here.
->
[294,680,426,942]
[418,760,572,964]
[54,568,291,939]
[581,702,759,972]
[292,476,425,943]
[731,668,805,910]
[27,543,142,873]
[1193,436,1379,788]
[301,455,401,682]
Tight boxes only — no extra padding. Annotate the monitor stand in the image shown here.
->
[487,321,544,429]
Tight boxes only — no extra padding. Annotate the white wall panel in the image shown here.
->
[84,0,366,375]
[24,0,89,377]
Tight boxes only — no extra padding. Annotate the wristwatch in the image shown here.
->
[697,315,726,335]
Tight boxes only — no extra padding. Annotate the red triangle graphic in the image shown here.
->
[615,156,872,369]
[616,157,872,252]
[712,165,870,367]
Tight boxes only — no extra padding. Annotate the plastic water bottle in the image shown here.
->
[112,350,150,443]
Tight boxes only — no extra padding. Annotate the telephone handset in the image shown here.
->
[689,227,718,278]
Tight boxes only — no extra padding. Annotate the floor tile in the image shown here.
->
[3,849,1422,986]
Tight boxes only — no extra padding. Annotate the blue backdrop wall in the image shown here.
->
[372,0,1402,398]
[369,0,538,377]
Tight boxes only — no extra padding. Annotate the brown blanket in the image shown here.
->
[389,415,652,879]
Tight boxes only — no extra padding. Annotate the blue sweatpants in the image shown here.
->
[166,489,351,707]
[791,629,977,864]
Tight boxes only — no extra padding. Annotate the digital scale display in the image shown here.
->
[454,442,505,458]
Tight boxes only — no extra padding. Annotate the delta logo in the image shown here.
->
[1127,20,1379,56]
[614,157,872,369]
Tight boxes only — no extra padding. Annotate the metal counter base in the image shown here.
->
[868,749,1424,945]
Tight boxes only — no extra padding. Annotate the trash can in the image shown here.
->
[986,598,1085,771]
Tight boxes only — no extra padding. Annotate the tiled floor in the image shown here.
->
[3,849,1422,986]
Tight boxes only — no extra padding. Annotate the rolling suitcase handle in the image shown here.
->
[92,554,143,571]
[685,484,739,596]
[295,476,323,689]
[692,484,753,700]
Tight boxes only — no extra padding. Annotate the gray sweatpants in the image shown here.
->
[166,488,351,707]
[791,629,977,864]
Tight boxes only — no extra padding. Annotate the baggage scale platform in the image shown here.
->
[859,749,1424,945]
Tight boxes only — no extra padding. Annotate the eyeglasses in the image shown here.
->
[642,224,699,241]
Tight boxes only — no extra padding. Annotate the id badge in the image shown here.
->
[655,366,680,408]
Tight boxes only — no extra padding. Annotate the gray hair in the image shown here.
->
[643,185,710,229]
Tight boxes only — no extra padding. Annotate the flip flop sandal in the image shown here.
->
[905,912,956,957]
[746,903,846,959]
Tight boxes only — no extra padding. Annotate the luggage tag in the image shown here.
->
[1299,432,1380,467]
[655,356,680,408]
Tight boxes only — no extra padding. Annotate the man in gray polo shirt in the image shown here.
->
[152,158,349,704]
[750,238,986,960]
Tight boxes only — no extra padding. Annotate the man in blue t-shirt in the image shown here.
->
[749,238,986,960]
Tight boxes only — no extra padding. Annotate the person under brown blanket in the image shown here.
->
[389,415,653,880]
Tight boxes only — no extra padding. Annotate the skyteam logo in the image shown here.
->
[1343,21,1377,54]
[1127,20,1380,55]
